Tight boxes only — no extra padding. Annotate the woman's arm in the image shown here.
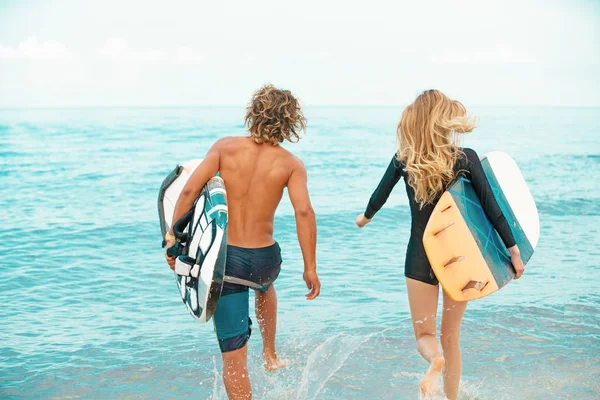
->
[464,148,515,248]
[356,155,404,227]
[463,148,524,278]
[364,155,404,219]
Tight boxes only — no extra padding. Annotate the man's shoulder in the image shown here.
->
[213,136,242,148]
[211,136,254,155]
[280,148,304,170]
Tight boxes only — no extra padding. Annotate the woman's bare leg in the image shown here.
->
[441,290,468,400]
[406,278,445,397]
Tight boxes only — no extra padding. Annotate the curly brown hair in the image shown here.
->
[244,84,307,145]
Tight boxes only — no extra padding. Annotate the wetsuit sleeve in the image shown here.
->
[464,148,516,248]
[364,156,404,219]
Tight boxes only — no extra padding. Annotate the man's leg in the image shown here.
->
[213,289,252,398]
[222,344,251,400]
[255,284,286,371]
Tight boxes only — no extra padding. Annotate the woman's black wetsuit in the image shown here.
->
[364,148,516,286]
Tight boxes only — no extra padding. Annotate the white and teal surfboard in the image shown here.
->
[158,159,228,322]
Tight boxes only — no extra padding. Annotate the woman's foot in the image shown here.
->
[419,356,445,398]
[263,351,287,372]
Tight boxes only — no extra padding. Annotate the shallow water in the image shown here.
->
[1,106,599,399]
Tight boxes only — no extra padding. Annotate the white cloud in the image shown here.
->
[96,37,127,57]
[175,46,205,64]
[96,39,205,64]
[240,52,257,65]
[97,38,166,62]
[432,45,538,65]
[0,37,75,60]
[304,50,331,61]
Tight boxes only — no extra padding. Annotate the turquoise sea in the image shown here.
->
[1,106,599,399]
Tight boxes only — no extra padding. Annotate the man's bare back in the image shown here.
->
[217,136,300,248]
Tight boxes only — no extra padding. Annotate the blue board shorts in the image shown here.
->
[212,242,282,353]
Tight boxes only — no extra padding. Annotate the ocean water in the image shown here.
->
[1,106,599,399]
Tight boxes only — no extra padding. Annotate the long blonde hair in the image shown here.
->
[397,89,476,208]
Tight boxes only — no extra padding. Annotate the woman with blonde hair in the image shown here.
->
[355,90,525,399]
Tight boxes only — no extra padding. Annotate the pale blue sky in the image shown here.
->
[0,0,598,107]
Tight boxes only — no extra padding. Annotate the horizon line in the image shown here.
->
[1,104,599,110]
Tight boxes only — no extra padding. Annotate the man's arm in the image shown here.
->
[287,159,320,299]
[170,143,221,235]
[164,141,221,269]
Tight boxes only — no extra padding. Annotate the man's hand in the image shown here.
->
[303,270,321,300]
[165,239,176,270]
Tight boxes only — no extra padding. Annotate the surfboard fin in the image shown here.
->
[461,280,489,292]
[433,222,455,236]
[444,256,465,267]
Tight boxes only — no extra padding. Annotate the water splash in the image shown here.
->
[211,356,225,400]
[295,332,368,399]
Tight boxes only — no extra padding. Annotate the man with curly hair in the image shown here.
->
[165,84,320,399]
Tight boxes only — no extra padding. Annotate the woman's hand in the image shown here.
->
[355,214,372,228]
[508,245,525,279]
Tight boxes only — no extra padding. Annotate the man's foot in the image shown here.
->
[419,356,445,398]
[263,351,288,372]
